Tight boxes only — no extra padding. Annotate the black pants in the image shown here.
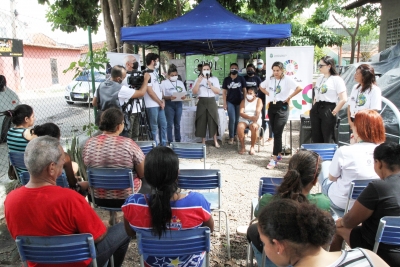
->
[310,101,337,143]
[268,102,289,156]
[247,223,263,253]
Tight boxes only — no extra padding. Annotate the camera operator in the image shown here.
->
[143,53,167,146]
[92,65,148,136]
[122,55,142,141]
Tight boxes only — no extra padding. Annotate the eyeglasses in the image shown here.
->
[318,64,327,68]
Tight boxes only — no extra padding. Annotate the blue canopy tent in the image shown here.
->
[121,0,291,55]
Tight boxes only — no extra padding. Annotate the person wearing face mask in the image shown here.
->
[160,64,187,144]
[237,87,263,155]
[192,63,221,148]
[93,65,147,135]
[143,53,168,146]
[259,61,302,169]
[255,59,264,78]
[222,63,247,145]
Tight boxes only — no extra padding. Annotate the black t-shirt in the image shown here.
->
[245,75,265,104]
[222,75,246,105]
[357,174,400,246]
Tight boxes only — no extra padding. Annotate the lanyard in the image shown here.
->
[153,71,162,84]
[317,76,331,93]
[169,80,183,92]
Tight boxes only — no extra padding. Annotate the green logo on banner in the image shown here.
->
[270,54,273,58]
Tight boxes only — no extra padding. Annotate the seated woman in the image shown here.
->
[83,108,147,208]
[324,109,385,210]
[4,104,36,176]
[331,142,400,266]
[247,150,330,266]
[258,199,389,267]
[122,147,214,267]
[32,122,88,191]
[237,86,263,155]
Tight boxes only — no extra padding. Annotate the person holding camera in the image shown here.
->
[259,61,302,169]
[143,53,167,146]
[192,63,221,148]
[161,64,187,144]
[93,65,147,136]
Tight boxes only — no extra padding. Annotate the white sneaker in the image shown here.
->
[267,159,277,169]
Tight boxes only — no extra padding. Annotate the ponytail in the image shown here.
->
[278,169,307,202]
[2,104,33,126]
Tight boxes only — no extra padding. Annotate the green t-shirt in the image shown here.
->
[254,193,330,217]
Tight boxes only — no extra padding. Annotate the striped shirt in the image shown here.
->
[328,248,374,267]
[7,128,29,152]
[122,192,211,267]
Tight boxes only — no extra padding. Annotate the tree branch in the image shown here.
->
[332,14,354,37]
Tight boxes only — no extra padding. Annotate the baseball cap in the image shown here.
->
[257,59,264,64]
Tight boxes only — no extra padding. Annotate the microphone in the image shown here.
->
[206,74,209,80]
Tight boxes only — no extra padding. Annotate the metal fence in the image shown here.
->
[0,11,95,181]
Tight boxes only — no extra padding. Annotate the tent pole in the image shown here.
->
[142,45,146,68]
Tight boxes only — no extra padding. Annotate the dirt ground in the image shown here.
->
[0,122,305,266]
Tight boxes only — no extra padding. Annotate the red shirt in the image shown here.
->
[4,186,106,267]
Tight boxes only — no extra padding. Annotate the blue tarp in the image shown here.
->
[121,0,291,55]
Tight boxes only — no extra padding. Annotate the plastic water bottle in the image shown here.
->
[189,83,193,99]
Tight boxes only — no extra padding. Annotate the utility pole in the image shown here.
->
[10,0,25,91]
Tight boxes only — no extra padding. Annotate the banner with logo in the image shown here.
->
[0,38,23,57]
[265,46,314,121]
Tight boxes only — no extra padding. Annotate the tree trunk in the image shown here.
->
[122,0,134,53]
[132,0,141,26]
[176,0,181,17]
[108,0,123,52]
[152,1,158,20]
[100,0,117,52]
[350,35,356,64]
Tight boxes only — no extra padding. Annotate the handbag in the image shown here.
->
[8,164,18,180]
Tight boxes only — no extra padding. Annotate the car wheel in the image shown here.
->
[66,101,74,105]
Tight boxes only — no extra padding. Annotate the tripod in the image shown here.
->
[134,98,153,141]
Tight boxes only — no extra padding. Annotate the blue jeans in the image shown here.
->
[321,178,344,211]
[251,243,277,267]
[94,222,131,267]
[165,100,183,143]
[227,101,240,139]
[146,107,167,146]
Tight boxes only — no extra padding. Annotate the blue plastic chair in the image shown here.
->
[135,227,211,267]
[9,152,69,187]
[171,142,207,169]
[373,216,400,253]
[301,143,338,161]
[178,169,230,259]
[87,168,134,223]
[135,141,156,155]
[20,171,69,187]
[15,234,98,267]
[331,179,376,219]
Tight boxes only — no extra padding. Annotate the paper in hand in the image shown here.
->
[172,91,187,101]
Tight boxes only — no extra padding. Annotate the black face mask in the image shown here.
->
[230,70,238,75]
[247,70,255,76]
[133,62,139,70]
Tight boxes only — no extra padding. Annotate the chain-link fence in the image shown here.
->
[0,11,96,182]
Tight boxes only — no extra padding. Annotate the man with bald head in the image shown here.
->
[4,136,130,267]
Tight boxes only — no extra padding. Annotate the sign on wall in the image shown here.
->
[265,46,314,121]
[185,54,238,85]
[0,38,23,57]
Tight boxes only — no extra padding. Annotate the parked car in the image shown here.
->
[0,86,20,143]
[64,72,106,105]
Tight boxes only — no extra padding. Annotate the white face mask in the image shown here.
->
[169,76,178,82]
[203,70,210,76]
[154,61,160,69]
[246,94,254,101]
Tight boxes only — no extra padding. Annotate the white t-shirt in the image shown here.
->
[144,71,162,108]
[121,74,142,113]
[193,76,220,97]
[348,84,381,118]
[328,142,380,209]
[160,79,186,97]
[118,85,136,107]
[260,76,298,102]
[314,75,346,103]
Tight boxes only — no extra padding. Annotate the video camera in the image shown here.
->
[128,69,154,88]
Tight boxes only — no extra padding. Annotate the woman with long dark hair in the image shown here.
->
[247,150,330,266]
[259,61,302,169]
[331,142,400,266]
[311,56,347,143]
[347,64,381,130]
[122,147,214,267]
[258,199,389,267]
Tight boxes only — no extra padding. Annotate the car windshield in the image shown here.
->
[75,72,106,82]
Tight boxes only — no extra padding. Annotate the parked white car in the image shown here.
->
[64,72,106,105]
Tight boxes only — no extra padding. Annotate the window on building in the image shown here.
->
[386,17,400,49]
